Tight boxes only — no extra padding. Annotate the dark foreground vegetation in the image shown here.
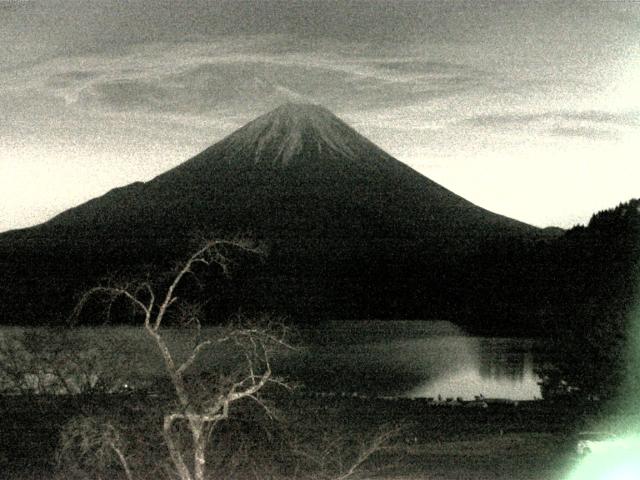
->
[0,391,617,480]
[0,197,637,479]
[1,240,401,480]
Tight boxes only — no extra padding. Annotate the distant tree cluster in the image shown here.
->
[542,199,640,399]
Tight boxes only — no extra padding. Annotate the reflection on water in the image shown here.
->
[284,321,542,400]
[407,338,541,400]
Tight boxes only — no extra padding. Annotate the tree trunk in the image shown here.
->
[193,428,207,480]
[111,443,135,480]
[164,415,193,480]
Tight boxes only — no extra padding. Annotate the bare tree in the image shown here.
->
[288,424,401,480]
[57,416,136,480]
[67,239,401,480]
[72,239,293,480]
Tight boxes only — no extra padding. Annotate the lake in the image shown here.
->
[0,321,545,400]
[285,320,543,400]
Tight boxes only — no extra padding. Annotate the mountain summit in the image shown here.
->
[164,101,413,179]
[50,102,533,238]
[216,103,383,167]
[0,104,544,327]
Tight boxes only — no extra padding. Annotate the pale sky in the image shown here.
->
[1,0,639,232]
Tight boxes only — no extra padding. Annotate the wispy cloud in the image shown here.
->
[562,110,640,127]
[550,126,617,140]
[461,110,640,139]
[2,1,640,231]
[3,36,492,124]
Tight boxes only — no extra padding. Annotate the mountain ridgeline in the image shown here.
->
[1,104,634,336]
[42,104,535,239]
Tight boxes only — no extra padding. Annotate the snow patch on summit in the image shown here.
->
[225,103,362,166]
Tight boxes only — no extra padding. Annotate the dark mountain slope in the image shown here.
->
[0,104,547,329]
[31,104,533,240]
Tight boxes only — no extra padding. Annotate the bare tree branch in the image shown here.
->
[69,239,280,480]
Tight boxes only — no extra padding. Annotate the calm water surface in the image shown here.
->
[0,322,544,400]
[282,321,543,400]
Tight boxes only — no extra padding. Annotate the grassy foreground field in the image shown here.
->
[0,326,612,479]
[0,390,608,480]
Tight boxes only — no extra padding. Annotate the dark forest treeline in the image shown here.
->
[541,198,640,398]
[412,198,639,398]
[1,201,638,342]
[1,197,639,400]
[0,199,638,402]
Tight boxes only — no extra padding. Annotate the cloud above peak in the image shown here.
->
[9,37,491,123]
[2,1,640,232]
